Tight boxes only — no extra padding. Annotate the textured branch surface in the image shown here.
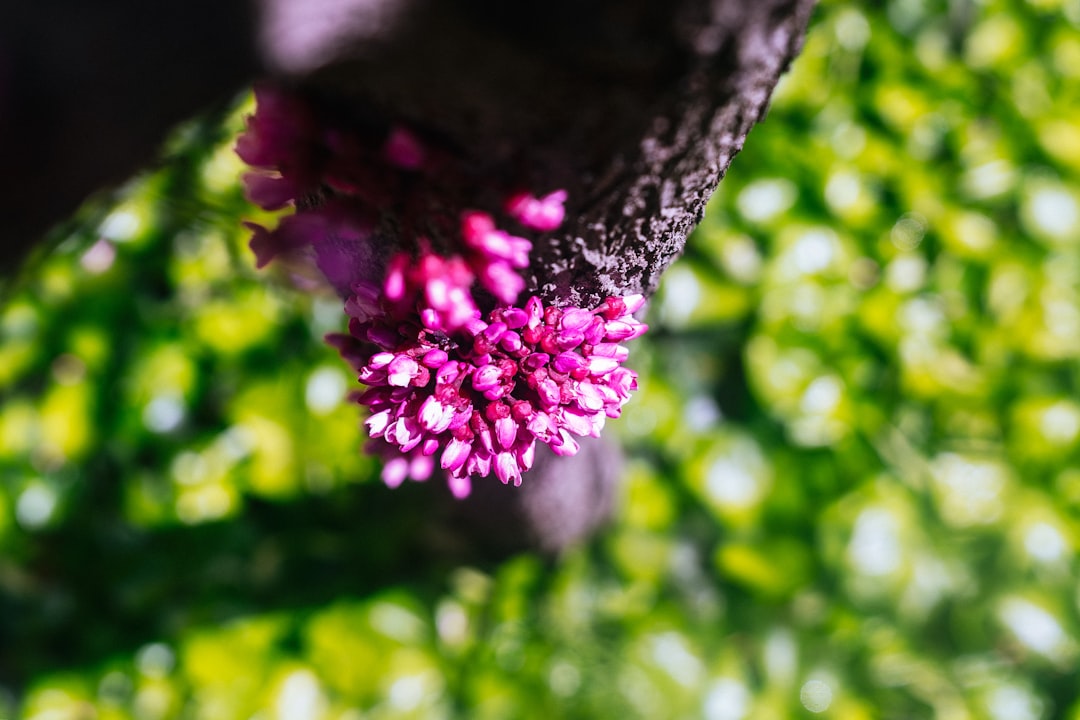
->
[1,0,813,292]
[295,0,816,306]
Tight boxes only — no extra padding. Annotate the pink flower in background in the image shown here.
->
[383,126,426,170]
[505,189,567,232]
[461,211,532,305]
[237,86,647,497]
[383,247,480,333]
[235,86,317,170]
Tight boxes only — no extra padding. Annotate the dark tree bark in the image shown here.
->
[2,0,813,288]
[296,0,816,307]
[2,0,814,549]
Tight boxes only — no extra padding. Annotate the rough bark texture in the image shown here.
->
[2,0,813,290]
[296,0,816,307]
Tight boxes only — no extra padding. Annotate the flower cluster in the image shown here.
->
[237,86,648,497]
[380,211,534,334]
[331,291,646,498]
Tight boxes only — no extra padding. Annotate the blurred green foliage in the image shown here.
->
[3,0,1080,717]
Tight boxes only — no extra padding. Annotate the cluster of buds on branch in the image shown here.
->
[237,86,647,497]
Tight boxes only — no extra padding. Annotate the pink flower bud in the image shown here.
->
[494,451,522,485]
[550,429,580,457]
[499,331,523,353]
[507,236,532,268]
[599,297,626,319]
[421,349,449,368]
[387,355,420,387]
[461,212,496,244]
[448,409,472,432]
[466,451,492,477]
[441,437,471,473]
[561,308,594,332]
[553,351,586,373]
[382,456,409,488]
[472,364,502,392]
[525,296,544,328]
[409,453,434,481]
[586,356,620,375]
[436,361,463,385]
[502,307,528,329]
[560,406,602,438]
[523,353,550,371]
[418,396,446,431]
[511,400,534,421]
[527,412,557,441]
[537,378,561,408]
[383,126,425,170]
[470,227,515,258]
[365,409,392,436]
[482,321,508,344]
[603,319,648,341]
[384,253,409,302]
[516,439,537,471]
[425,276,451,309]
[447,473,472,499]
[392,416,423,451]
[584,317,606,345]
[505,189,567,232]
[369,352,394,368]
[479,261,525,305]
[575,382,606,412]
[464,318,489,336]
[473,416,495,454]
[357,366,387,384]
[496,416,518,449]
[556,329,585,350]
[622,294,646,314]
[591,343,630,361]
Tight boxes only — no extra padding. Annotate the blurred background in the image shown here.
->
[2,0,1080,717]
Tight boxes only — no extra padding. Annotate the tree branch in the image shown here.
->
[2,1,814,551]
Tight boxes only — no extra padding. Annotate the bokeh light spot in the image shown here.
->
[704,678,751,720]
[16,483,57,530]
[799,679,833,713]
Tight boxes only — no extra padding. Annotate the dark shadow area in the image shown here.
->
[0,476,522,688]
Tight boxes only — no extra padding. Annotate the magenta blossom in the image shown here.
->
[460,211,532,304]
[383,247,480,333]
[331,291,646,497]
[383,126,426,170]
[505,189,567,232]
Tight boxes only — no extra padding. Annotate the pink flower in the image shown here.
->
[505,190,567,232]
[235,85,317,171]
[478,261,526,305]
[380,249,480,333]
[242,172,302,211]
[383,126,426,170]
[338,287,646,496]
[462,212,532,268]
